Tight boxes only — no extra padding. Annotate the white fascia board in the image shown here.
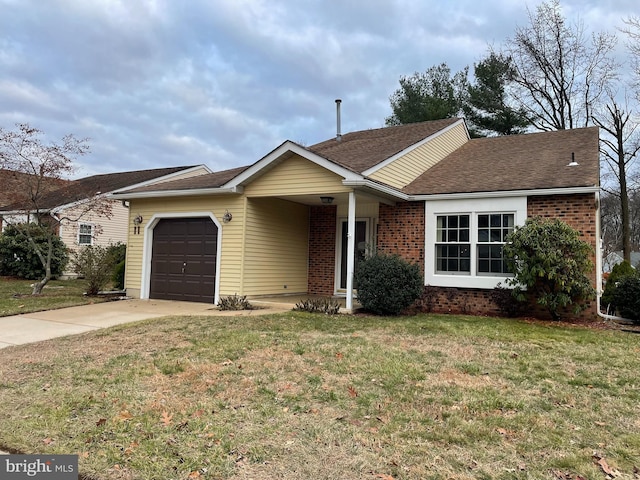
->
[224,141,362,188]
[111,165,213,194]
[110,187,242,200]
[361,119,468,177]
[341,179,409,201]
[410,185,600,201]
[50,192,113,215]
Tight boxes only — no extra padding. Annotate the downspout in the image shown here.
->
[595,190,633,322]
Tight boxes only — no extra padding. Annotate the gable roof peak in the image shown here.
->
[307,117,464,174]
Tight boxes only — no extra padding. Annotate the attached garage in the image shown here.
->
[149,217,218,303]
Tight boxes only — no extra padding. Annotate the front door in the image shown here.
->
[339,220,368,290]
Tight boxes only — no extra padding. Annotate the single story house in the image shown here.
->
[1,165,211,276]
[113,118,601,318]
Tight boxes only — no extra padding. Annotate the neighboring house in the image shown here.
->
[112,118,601,319]
[0,165,211,276]
[0,168,70,218]
[603,251,640,273]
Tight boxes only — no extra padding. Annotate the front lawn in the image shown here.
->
[0,277,109,317]
[0,312,638,479]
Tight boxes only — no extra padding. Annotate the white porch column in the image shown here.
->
[346,191,356,311]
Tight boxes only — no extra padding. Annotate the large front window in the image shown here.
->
[426,198,526,289]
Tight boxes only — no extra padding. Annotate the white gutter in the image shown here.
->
[341,179,409,201]
[411,185,600,201]
[110,186,242,200]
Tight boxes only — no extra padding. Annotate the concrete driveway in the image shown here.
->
[0,298,293,349]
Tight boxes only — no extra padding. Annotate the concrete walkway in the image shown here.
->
[0,298,294,349]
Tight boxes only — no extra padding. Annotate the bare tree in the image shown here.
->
[0,123,111,294]
[505,0,618,131]
[593,94,640,264]
[622,16,640,91]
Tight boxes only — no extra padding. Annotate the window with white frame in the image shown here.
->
[426,197,526,289]
[477,213,514,275]
[78,223,93,245]
[435,214,470,274]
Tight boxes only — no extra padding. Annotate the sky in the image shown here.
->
[1,0,638,179]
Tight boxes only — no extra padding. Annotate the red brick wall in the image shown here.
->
[308,206,336,295]
[392,194,598,321]
[525,193,598,320]
[377,202,425,271]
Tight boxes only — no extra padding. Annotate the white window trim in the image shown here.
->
[425,197,527,289]
[77,222,94,246]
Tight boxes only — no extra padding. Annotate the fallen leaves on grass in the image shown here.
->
[348,386,358,398]
[117,410,133,421]
[593,454,621,477]
[161,410,173,426]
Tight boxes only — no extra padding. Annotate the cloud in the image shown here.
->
[0,0,636,177]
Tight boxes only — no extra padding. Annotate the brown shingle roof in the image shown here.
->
[404,127,600,195]
[118,120,461,195]
[0,169,70,209]
[120,165,250,194]
[2,166,198,211]
[307,118,461,173]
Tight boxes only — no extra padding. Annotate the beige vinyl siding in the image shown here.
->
[58,199,128,276]
[336,202,379,219]
[369,122,468,189]
[242,197,309,296]
[123,195,245,297]
[244,153,351,197]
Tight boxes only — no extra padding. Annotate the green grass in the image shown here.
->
[0,312,639,479]
[0,277,109,317]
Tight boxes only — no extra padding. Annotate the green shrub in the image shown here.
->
[294,297,341,314]
[601,261,635,312]
[491,283,525,318]
[0,224,68,279]
[218,294,253,310]
[354,253,423,315]
[503,217,595,320]
[612,274,640,322]
[72,245,115,295]
[106,242,126,265]
[112,260,126,290]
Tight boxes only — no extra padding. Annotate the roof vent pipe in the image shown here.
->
[335,99,342,141]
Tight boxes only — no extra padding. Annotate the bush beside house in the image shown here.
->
[355,253,423,315]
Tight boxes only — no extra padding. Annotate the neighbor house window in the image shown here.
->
[425,198,526,290]
[78,223,93,245]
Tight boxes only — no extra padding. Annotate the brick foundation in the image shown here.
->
[308,206,337,295]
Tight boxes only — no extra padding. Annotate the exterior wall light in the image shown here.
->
[133,214,143,235]
[222,210,233,223]
[320,196,334,205]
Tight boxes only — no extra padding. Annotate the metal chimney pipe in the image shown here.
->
[335,99,342,141]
